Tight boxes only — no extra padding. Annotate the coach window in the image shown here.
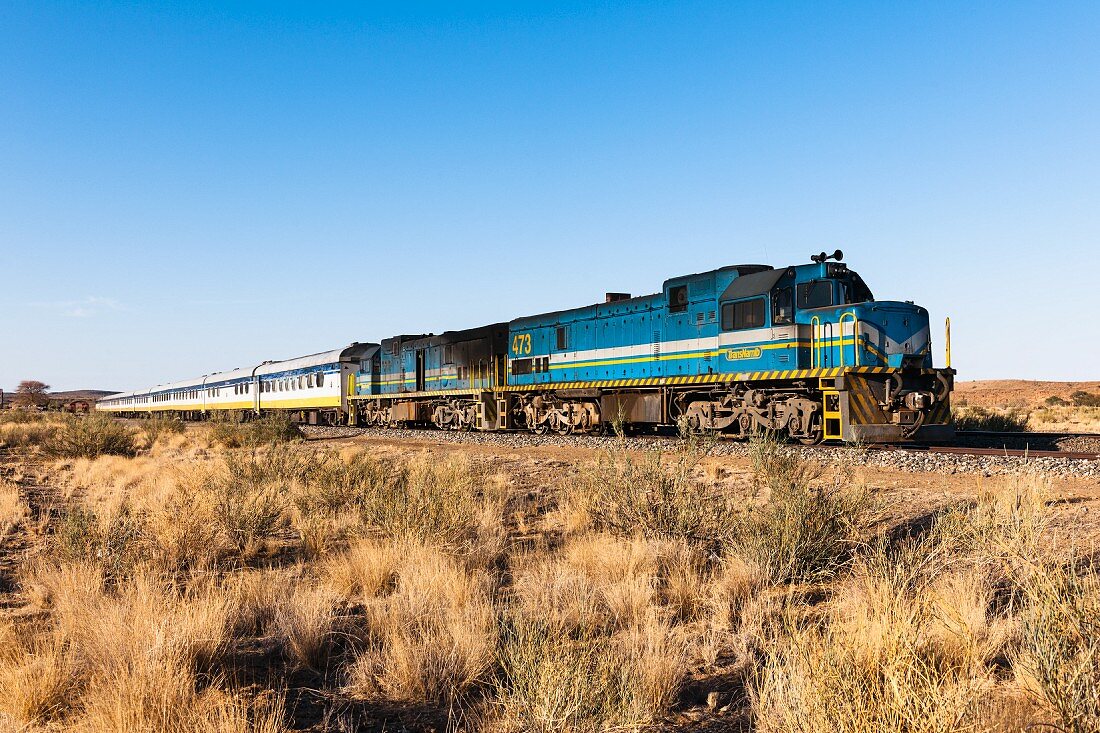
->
[721,298,766,331]
[773,287,794,325]
[797,280,834,309]
[556,326,568,351]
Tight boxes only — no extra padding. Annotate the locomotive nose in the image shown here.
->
[857,301,933,369]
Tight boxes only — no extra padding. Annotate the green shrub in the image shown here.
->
[47,415,137,458]
[48,504,146,582]
[142,415,185,443]
[1070,390,1100,407]
[951,405,1030,432]
[209,412,302,448]
[580,448,737,551]
[1018,563,1100,733]
[734,435,867,584]
[1044,395,1069,407]
[205,451,295,552]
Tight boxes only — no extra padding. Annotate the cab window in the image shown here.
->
[797,280,834,309]
[844,274,874,304]
[721,298,766,331]
[772,287,793,325]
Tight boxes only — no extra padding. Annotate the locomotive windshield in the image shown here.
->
[842,272,874,304]
[795,272,875,310]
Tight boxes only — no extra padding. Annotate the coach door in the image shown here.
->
[415,349,426,392]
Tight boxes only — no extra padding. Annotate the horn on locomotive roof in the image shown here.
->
[810,249,844,264]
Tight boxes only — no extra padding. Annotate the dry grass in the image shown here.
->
[343,540,497,705]
[1029,404,1100,432]
[0,419,59,449]
[0,479,28,540]
[0,422,1095,732]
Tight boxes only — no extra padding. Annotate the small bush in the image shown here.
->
[0,409,48,425]
[1070,390,1100,407]
[47,504,146,582]
[495,615,685,732]
[0,420,58,449]
[1018,563,1100,733]
[209,413,301,448]
[952,406,1030,432]
[292,451,390,517]
[208,452,293,553]
[143,415,185,443]
[355,454,502,554]
[1044,395,1069,407]
[579,448,739,551]
[734,436,867,584]
[48,415,137,458]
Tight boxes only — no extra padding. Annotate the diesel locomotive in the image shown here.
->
[98,252,954,443]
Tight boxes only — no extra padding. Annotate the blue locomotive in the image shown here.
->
[351,252,953,443]
[99,252,953,443]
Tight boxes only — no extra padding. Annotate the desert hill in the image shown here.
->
[955,380,1100,409]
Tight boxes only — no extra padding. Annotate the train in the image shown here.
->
[97,252,955,443]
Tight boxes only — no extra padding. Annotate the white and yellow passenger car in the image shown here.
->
[96,343,378,425]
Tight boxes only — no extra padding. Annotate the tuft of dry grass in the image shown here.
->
[274,583,339,670]
[344,540,497,705]
[0,478,28,540]
[0,418,60,449]
[494,612,687,733]
[0,631,75,727]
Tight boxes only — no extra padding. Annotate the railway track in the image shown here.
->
[301,424,1100,462]
[875,443,1100,461]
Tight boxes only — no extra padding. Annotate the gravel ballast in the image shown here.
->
[301,426,1100,479]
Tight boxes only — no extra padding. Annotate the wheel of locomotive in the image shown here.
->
[553,414,573,436]
[788,416,820,445]
[531,421,548,435]
[795,415,824,445]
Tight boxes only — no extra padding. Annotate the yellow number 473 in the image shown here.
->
[511,333,532,355]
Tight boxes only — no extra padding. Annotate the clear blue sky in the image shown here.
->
[2,1,1096,392]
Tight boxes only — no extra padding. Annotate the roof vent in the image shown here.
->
[605,292,631,303]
